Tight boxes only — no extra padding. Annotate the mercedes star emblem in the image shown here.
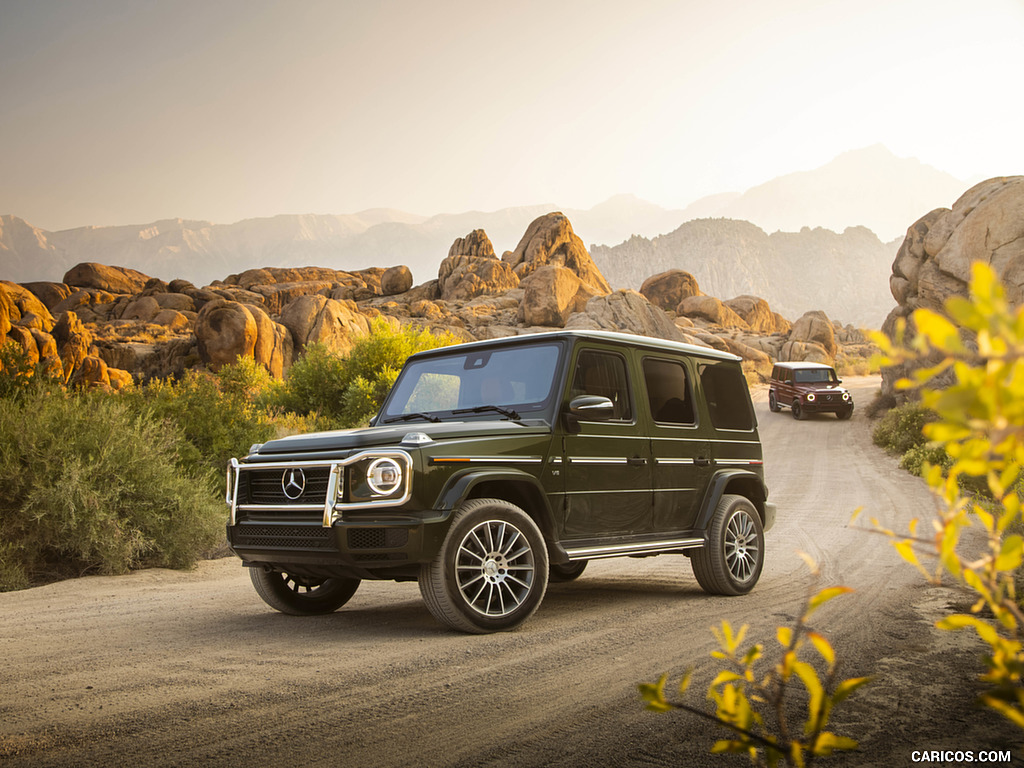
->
[281,468,306,500]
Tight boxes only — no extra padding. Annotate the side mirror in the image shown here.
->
[569,395,615,420]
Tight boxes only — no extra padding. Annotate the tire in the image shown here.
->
[691,494,764,596]
[420,498,549,634]
[249,567,360,615]
[837,407,853,420]
[549,560,588,583]
[792,401,804,420]
[768,390,780,412]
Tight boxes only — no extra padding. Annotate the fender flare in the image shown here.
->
[695,469,770,531]
[434,468,558,542]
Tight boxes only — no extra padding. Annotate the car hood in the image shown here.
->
[798,382,848,393]
[253,418,550,455]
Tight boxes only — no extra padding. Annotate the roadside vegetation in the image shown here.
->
[0,319,455,591]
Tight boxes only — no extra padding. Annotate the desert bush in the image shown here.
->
[0,389,223,590]
[871,401,937,456]
[640,560,868,765]
[273,318,457,428]
[871,262,1024,729]
[124,369,276,477]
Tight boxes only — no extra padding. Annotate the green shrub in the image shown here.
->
[872,401,937,455]
[274,318,457,428]
[125,369,276,476]
[0,389,224,590]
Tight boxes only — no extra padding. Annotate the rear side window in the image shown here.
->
[643,358,696,425]
[699,362,754,431]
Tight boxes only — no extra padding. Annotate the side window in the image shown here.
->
[699,362,755,431]
[643,357,696,425]
[570,350,633,421]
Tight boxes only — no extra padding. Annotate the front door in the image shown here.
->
[562,348,652,538]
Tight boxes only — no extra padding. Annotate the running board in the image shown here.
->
[564,537,705,561]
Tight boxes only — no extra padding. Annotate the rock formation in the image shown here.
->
[881,177,1024,401]
[1,211,874,389]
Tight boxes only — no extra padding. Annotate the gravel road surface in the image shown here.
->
[1,377,1016,767]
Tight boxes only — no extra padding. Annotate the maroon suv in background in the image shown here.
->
[768,362,853,420]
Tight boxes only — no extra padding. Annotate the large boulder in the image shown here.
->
[195,300,258,370]
[724,295,789,334]
[640,270,700,311]
[243,303,294,378]
[677,295,749,329]
[781,310,837,362]
[502,213,612,295]
[63,263,151,295]
[882,177,1024,400]
[279,294,372,354]
[565,290,686,342]
[1,281,55,331]
[51,311,95,383]
[517,266,600,327]
[438,230,519,301]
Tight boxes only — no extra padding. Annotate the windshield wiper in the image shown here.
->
[452,404,522,421]
[383,412,442,424]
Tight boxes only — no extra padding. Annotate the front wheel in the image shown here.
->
[420,498,549,634]
[837,407,853,420]
[691,494,764,596]
[249,567,360,615]
[792,401,804,420]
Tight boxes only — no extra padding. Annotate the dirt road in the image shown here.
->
[0,377,1016,767]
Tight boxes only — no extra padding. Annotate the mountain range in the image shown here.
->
[0,145,969,327]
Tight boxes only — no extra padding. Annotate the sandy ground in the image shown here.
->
[0,376,1019,767]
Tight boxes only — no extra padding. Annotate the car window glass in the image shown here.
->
[570,350,632,421]
[699,362,754,431]
[794,368,837,384]
[643,358,696,425]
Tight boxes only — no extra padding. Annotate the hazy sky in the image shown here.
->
[2,0,1022,231]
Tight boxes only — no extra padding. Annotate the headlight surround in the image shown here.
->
[346,450,413,505]
[366,457,403,496]
[842,392,851,402]
[806,393,816,402]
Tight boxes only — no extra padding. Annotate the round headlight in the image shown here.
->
[366,457,403,496]
[806,393,816,402]
[842,392,851,401]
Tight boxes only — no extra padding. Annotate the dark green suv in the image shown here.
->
[226,330,776,633]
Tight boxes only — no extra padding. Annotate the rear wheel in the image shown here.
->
[768,390,780,412]
[549,561,588,583]
[249,567,360,615]
[420,498,549,634]
[691,494,764,596]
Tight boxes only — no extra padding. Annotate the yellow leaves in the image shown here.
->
[807,586,854,618]
[641,571,863,764]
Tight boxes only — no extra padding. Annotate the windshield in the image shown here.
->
[794,368,839,384]
[381,342,563,421]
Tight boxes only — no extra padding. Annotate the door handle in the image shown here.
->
[627,457,648,466]
[695,457,712,467]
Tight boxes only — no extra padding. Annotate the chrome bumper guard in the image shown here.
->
[226,450,413,528]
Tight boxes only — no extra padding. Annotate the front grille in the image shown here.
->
[242,467,332,504]
[233,523,336,550]
[348,528,410,550]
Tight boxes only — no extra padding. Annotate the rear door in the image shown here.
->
[642,355,712,532]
